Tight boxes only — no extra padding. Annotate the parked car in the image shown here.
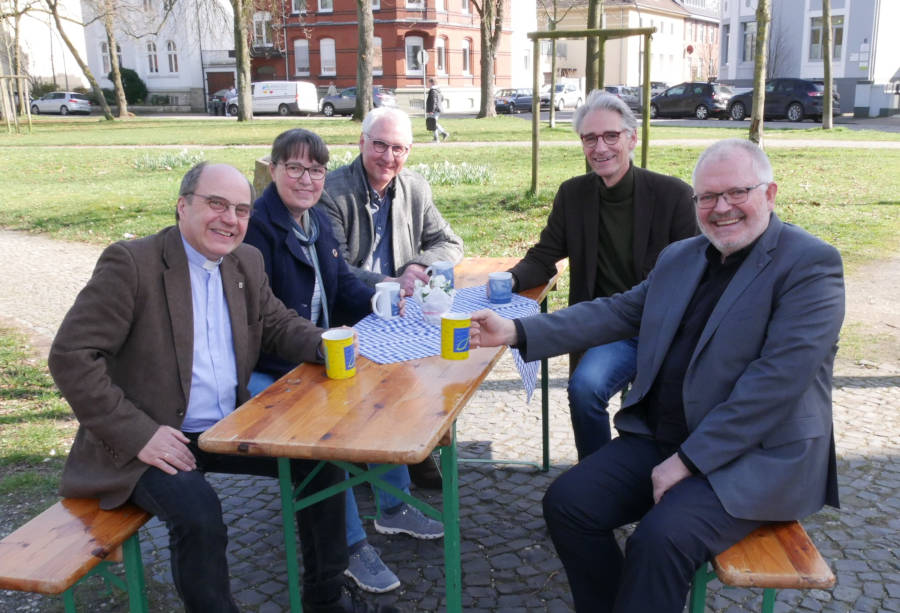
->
[319,86,396,117]
[604,85,641,112]
[30,91,93,115]
[726,78,841,122]
[494,88,550,114]
[650,81,669,97]
[545,82,584,110]
[649,81,734,120]
[208,88,236,115]
[243,81,319,116]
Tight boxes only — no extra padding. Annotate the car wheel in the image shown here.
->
[556,98,564,111]
[787,102,804,122]
[574,98,582,109]
[729,102,746,121]
[694,104,709,120]
[649,104,658,119]
[322,103,335,117]
[60,105,69,116]
[278,104,290,116]
[227,104,238,116]
[31,104,39,115]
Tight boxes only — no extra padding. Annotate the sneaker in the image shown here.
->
[441,132,449,141]
[408,454,442,490]
[373,503,444,539]
[344,543,400,593]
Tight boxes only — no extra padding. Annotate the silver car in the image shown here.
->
[319,86,396,117]
[30,91,93,115]
[604,85,641,112]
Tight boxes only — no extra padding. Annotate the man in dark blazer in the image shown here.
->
[509,90,697,460]
[471,139,844,612]
[48,163,394,613]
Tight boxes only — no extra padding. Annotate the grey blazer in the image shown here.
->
[518,215,844,521]
[319,155,463,286]
[49,226,324,509]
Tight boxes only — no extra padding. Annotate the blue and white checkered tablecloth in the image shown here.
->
[356,285,540,401]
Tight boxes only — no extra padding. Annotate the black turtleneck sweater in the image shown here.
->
[595,164,638,298]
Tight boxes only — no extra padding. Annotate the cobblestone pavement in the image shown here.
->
[1,229,899,612]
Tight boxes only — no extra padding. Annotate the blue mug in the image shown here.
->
[487,271,513,304]
[425,261,455,288]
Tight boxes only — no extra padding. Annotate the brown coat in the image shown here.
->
[49,226,323,509]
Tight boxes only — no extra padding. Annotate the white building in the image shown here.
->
[80,0,235,110]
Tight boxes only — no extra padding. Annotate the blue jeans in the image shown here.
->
[567,338,638,460]
[249,371,412,548]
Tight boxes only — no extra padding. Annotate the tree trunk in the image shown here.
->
[822,0,833,129]
[353,0,373,122]
[472,0,502,118]
[103,0,128,118]
[231,0,252,121]
[44,0,114,119]
[748,0,769,146]
[584,0,601,92]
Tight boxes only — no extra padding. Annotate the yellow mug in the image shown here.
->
[441,312,471,360]
[322,329,356,379]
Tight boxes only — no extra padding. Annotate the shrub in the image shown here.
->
[133,149,205,171]
[29,81,59,99]
[108,68,148,104]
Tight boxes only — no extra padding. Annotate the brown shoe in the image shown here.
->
[408,454,442,489]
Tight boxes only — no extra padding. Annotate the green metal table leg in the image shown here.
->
[439,423,462,613]
[761,587,776,613]
[689,563,714,613]
[122,532,148,613]
[540,297,550,471]
[62,589,76,613]
[277,457,303,613]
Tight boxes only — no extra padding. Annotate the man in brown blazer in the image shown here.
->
[509,91,697,461]
[48,163,395,613]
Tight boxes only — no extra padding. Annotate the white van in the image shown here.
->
[246,81,318,116]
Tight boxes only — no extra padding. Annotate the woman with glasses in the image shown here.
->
[244,128,443,596]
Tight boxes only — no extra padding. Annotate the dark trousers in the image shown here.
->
[542,434,766,613]
[131,433,347,613]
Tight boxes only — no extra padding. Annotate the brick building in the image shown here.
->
[249,0,534,112]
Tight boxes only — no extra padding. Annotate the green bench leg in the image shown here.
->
[58,531,148,612]
[690,562,779,613]
[762,587,776,613]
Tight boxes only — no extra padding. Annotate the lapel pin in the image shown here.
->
[238,281,244,289]
[332,249,338,258]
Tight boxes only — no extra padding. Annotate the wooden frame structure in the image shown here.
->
[0,75,32,134]
[526,27,655,193]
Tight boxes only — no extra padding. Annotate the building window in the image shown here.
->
[101,42,111,74]
[461,0,469,14]
[722,24,729,64]
[406,0,424,8]
[291,0,305,13]
[405,35,424,76]
[253,12,272,47]
[373,36,383,75]
[318,0,332,12]
[166,40,178,72]
[142,0,151,10]
[741,21,755,62]
[147,41,159,73]
[372,0,379,8]
[294,39,310,75]
[320,38,336,75]
[435,0,444,10]
[809,15,844,61]
[461,39,471,74]
[436,37,446,74]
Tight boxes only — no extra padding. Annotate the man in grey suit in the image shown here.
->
[319,106,463,296]
[49,162,394,613]
[470,139,844,612]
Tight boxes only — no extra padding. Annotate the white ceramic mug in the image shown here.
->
[370,281,401,319]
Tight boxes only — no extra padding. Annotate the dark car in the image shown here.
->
[494,88,550,114]
[649,81,734,120]
[727,78,841,122]
[319,86,396,117]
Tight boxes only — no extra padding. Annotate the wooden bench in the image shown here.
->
[689,520,835,613]
[0,498,151,612]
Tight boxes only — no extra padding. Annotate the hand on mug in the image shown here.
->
[390,265,429,295]
[469,309,518,348]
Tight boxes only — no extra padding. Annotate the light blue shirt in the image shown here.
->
[180,238,239,433]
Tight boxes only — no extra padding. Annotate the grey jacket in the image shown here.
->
[519,215,844,521]
[319,155,463,286]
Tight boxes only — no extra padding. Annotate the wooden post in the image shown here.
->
[641,33,651,168]
[530,37,540,195]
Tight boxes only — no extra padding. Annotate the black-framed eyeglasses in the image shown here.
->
[188,193,252,218]
[691,182,768,209]
[365,134,410,157]
[580,130,628,148]
[279,162,327,181]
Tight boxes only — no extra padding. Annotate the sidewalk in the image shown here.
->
[1,230,899,612]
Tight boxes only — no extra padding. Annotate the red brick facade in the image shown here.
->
[249,0,513,92]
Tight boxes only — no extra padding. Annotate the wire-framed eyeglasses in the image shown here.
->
[188,193,252,218]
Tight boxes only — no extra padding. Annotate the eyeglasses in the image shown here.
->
[366,134,410,157]
[580,130,628,148]
[279,162,327,181]
[692,182,768,209]
[188,193,252,218]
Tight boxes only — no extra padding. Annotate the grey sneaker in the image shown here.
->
[344,543,400,593]
[373,503,444,539]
